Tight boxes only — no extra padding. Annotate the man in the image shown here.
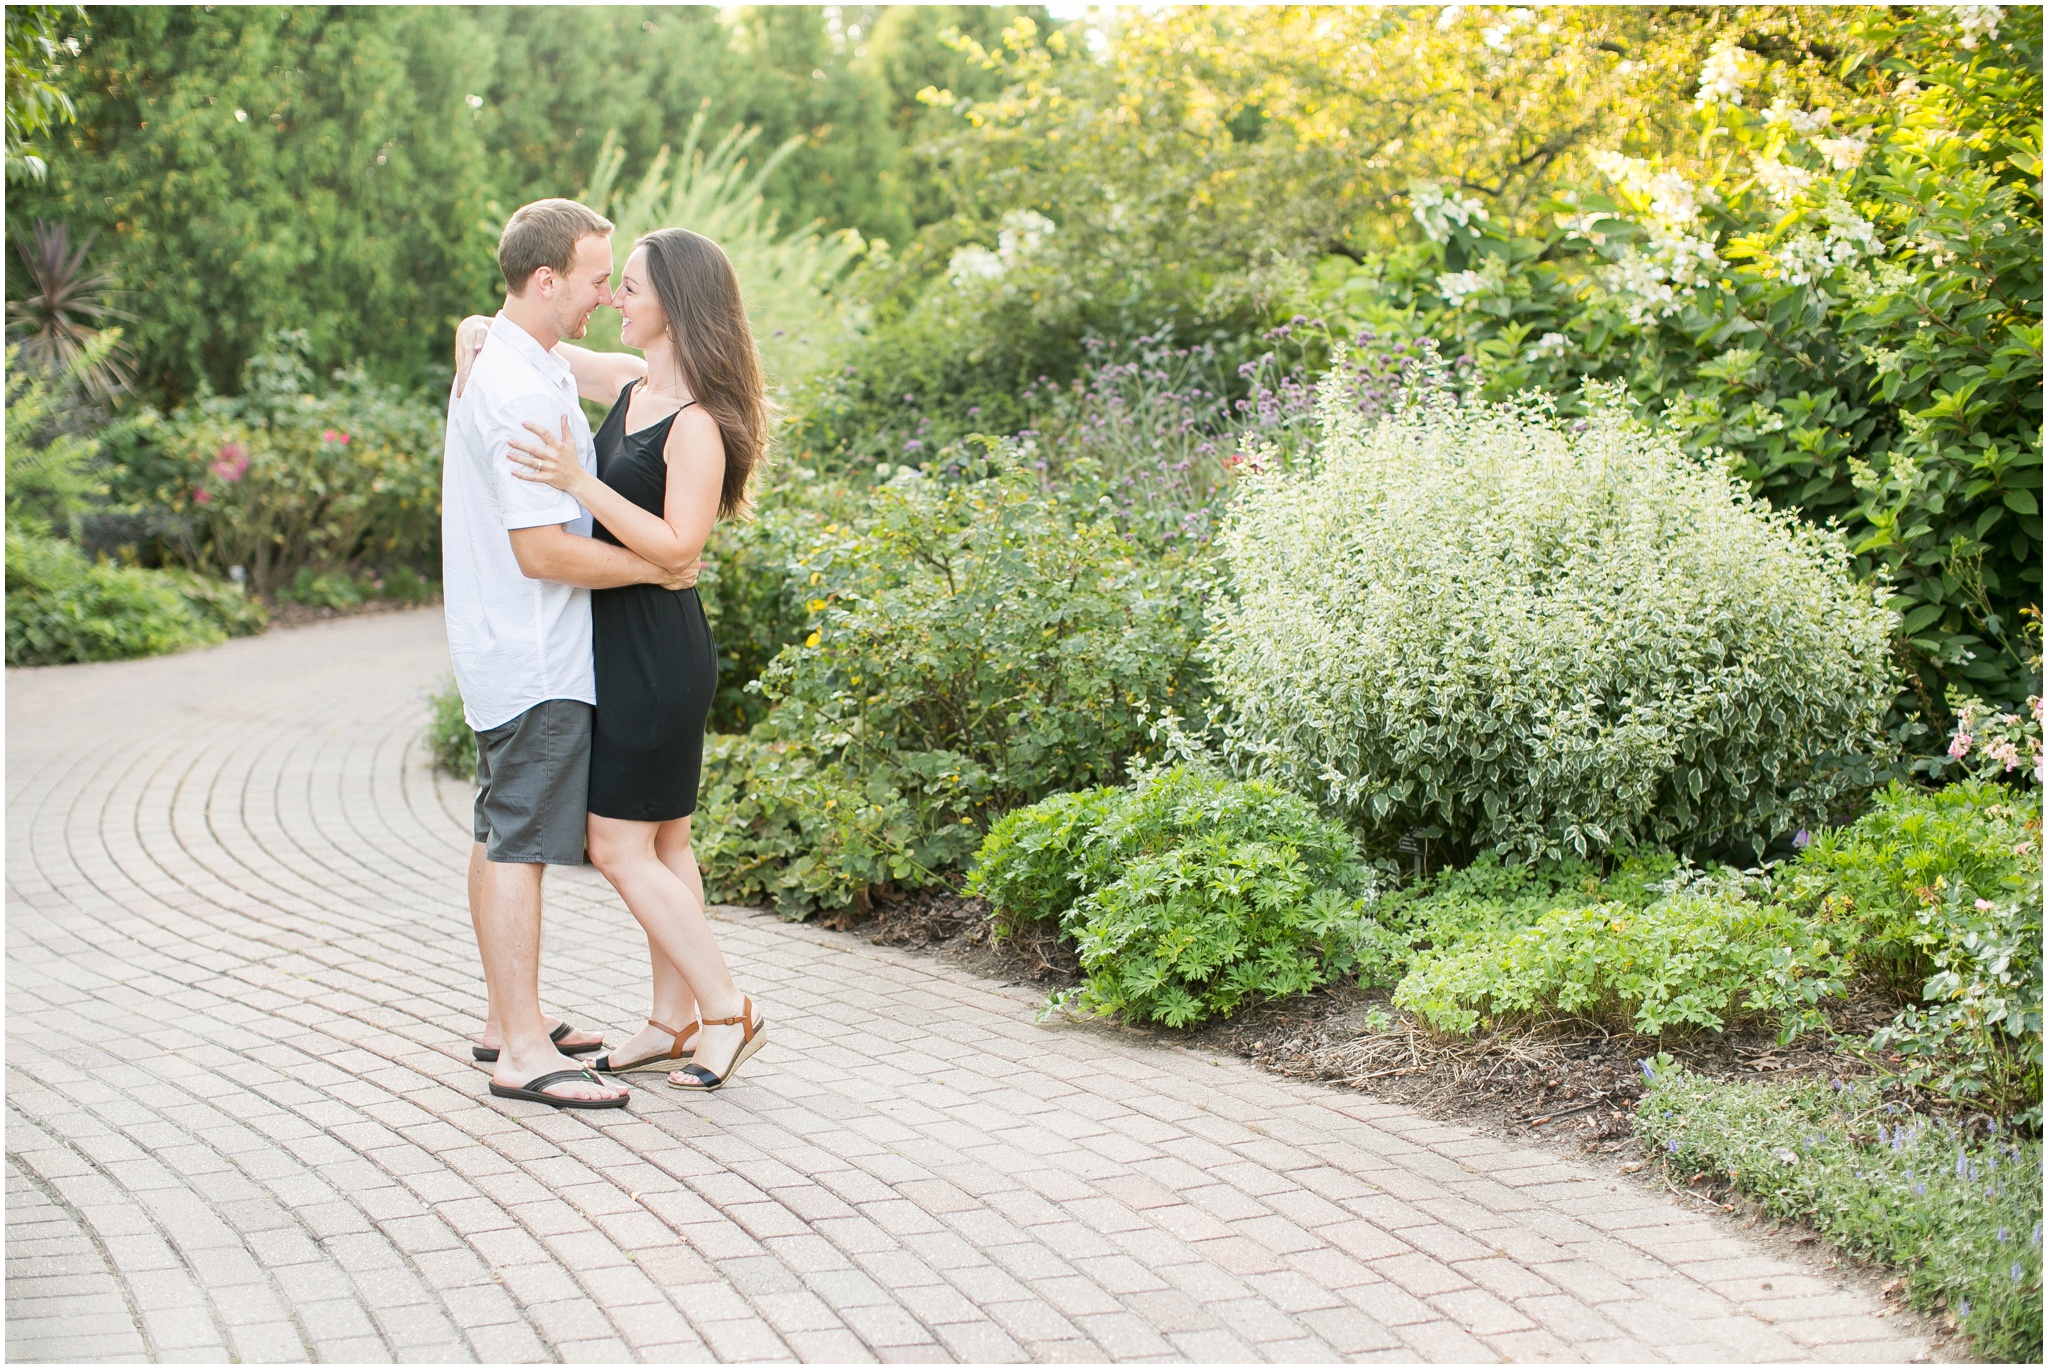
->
[443,198,685,1108]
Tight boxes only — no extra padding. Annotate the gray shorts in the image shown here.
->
[472,699,592,865]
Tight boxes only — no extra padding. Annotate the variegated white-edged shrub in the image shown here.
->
[1208,376,1899,861]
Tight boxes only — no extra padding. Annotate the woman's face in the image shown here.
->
[615,246,668,352]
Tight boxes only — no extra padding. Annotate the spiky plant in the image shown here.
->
[6,218,133,401]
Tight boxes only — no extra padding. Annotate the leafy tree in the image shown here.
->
[10,6,504,405]
[4,5,86,183]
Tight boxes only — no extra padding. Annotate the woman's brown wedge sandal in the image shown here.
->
[592,1018,699,1074]
[668,998,766,1091]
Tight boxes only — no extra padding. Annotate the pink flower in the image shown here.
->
[321,428,352,445]
[192,486,213,504]
[1976,899,1998,912]
[210,442,248,482]
[1985,739,2022,771]
[1948,731,1973,760]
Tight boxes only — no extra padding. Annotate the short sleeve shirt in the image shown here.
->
[441,315,600,731]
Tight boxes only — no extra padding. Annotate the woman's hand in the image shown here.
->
[452,315,491,398]
[506,416,592,496]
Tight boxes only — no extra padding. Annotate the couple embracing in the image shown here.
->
[442,198,764,1109]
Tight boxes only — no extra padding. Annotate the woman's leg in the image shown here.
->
[606,816,703,1064]
[588,813,750,1069]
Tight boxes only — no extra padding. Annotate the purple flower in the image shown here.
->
[1793,829,1812,850]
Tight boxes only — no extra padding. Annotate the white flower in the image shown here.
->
[1751,155,1816,207]
[1695,40,1759,108]
[1819,197,1882,256]
[1435,269,1494,308]
[1763,101,1836,137]
[1948,5,2003,50]
[1437,5,1465,31]
[1411,182,1489,243]
[1813,134,1870,172]
[1526,332,1569,362]
[1601,227,1721,326]
[1481,7,1534,51]
[946,210,1057,288]
[1591,152,1715,226]
[947,245,1004,286]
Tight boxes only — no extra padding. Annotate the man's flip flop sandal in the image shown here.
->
[472,1021,601,1063]
[593,1018,699,1074]
[488,1069,628,1109]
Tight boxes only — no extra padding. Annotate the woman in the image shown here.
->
[454,228,766,1091]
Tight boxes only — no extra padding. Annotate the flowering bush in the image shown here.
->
[114,332,443,594]
[970,765,1399,1026]
[1209,382,1899,862]
[1635,1068,2041,1362]
[1934,692,2045,787]
[1371,7,2042,731]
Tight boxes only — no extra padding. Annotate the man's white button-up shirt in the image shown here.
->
[441,314,600,732]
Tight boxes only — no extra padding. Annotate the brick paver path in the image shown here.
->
[7,610,1932,1363]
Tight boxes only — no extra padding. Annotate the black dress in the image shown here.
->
[587,380,718,822]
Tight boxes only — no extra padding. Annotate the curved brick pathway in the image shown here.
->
[6,610,1932,1363]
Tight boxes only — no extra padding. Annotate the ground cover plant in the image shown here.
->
[1209,379,1899,863]
[970,765,1397,1026]
[1635,1067,2042,1361]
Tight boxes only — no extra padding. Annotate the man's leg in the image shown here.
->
[470,701,620,1103]
[472,849,618,1100]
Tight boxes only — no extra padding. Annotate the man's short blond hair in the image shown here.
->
[497,199,613,296]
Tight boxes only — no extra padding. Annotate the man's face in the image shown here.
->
[545,233,615,341]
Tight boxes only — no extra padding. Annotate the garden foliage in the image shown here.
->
[1785,781,2042,1117]
[1391,866,1845,1038]
[692,452,1208,917]
[115,333,443,594]
[970,766,1396,1027]
[1376,6,2042,726]
[1210,381,1898,862]
[6,342,263,666]
[1635,1068,2041,1362]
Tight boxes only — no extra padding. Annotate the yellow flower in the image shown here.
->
[807,598,826,612]
[805,631,821,648]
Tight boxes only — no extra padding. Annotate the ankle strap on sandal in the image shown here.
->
[697,996,757,1040]
[648,1018,696,1056]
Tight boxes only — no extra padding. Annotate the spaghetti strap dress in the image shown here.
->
[586,380,719,822]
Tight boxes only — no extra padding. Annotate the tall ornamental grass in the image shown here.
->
[1209,377,1899,861]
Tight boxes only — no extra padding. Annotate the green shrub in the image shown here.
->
[692,451,1211,917]
[1635,1068,2042,1362]
[115,333,443,595]
[1787,781,2042,1117]
[694,474,858,733]
[1391,870,1846,1038]
[970,766,1399,1027]
[160,567,269,639]
[694,733,988,917]
[280,567,366,610]
[1209,384,1899,862]
[6,531,225,666]
[966,784,1120,928]
[424,677,475,780]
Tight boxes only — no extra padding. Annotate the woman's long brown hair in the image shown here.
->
[638,227,768,519]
